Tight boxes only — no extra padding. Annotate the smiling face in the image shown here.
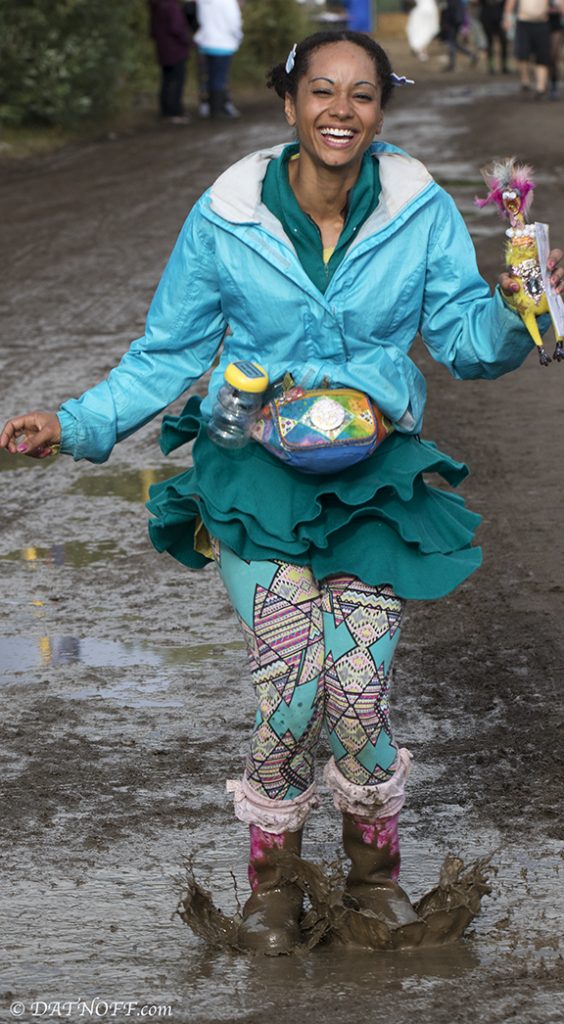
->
[284,41,384,175]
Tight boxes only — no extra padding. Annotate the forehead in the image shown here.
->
[303,42,378,85]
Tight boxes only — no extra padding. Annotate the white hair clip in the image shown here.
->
[285,43,297,75]
[390,73,415,86]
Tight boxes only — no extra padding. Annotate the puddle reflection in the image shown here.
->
[0,635,242,677]
[70,466,182,504]
[0,450,183,502]
[4,540,121,568]
[0,448,51,472]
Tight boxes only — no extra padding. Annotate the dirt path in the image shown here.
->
[1,50,563,1024]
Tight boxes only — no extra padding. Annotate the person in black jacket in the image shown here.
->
[148,0,192,122]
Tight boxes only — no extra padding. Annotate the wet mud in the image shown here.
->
[1,46,564,1024]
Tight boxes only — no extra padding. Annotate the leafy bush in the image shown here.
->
[0,0,320,131]
[0,0,153,129]
[241,0,311,74]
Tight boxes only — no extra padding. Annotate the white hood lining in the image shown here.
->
[208,143,434,232]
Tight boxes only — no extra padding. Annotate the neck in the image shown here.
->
[288,152,364,222]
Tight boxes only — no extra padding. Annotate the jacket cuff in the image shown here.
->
[57,409,77,457]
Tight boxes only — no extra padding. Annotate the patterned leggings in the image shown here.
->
[213,541,405,802]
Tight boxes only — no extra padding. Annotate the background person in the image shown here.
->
[479,0,510,72]
[548,0,563,96]
[148,0,192,124]
[503,0,557,96]
[194,0,243,118]
[406,0,440,60]
[440,0,479,69]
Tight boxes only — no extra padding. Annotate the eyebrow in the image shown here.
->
[309,76,378,88]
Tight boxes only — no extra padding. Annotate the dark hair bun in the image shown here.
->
[266,61,288,99]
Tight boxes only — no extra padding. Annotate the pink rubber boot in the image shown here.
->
[342,811,419,926]
[238,824,303,955]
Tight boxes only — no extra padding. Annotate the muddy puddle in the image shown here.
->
[2,59,564,1024]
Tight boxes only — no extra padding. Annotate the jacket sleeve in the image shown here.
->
[57,202,226,463]
[419,191,541,380]
[225,0,243,45]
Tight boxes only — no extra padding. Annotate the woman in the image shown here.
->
[2,32,563,956]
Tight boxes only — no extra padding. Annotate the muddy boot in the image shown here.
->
[342,811,419,927]
[238,824,304,955]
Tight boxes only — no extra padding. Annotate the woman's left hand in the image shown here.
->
[499,247,564,298]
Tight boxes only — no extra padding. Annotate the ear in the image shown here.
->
[374,113,384,136]
[284,93,297,128]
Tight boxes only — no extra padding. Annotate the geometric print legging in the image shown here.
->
[213,541,405,802]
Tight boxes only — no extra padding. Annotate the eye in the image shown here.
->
[312,87,332,96]
[354,92,375,102]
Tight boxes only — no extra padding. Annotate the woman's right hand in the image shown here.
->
[0,411,61,458]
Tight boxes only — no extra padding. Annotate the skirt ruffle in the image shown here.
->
[146,396,482,600]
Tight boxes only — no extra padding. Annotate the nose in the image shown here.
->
[327,91,354,119]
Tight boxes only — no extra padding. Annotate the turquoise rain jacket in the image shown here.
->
[58,141,536,463]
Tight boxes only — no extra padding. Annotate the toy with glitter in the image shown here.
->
[476,158,564,366]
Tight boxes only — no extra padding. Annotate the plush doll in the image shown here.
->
[476,158,564,366]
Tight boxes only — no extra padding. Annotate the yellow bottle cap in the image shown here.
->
[224,361,269,393]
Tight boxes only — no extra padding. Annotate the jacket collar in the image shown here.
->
[207,141,434,228]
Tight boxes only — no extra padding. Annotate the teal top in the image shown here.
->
[261,143,382,294]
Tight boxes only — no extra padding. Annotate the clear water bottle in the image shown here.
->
[207,361,269,449]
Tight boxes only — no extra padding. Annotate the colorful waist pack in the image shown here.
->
[251,385,394,474]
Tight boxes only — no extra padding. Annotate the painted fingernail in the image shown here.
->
[17,445,28,453]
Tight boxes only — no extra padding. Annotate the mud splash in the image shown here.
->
[178,852,494,955]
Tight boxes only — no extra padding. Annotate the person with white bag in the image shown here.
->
[406,0,440,61]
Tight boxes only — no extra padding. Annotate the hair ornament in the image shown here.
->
[390,73,415,86]
[285,43,297,75]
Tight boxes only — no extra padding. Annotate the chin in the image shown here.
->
[322,152,359,169]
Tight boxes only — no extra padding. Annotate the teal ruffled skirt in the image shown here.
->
[146,396,482,600]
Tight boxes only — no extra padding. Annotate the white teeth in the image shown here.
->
[320,128,354,138]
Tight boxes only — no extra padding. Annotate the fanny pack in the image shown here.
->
[251,386,393,474]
